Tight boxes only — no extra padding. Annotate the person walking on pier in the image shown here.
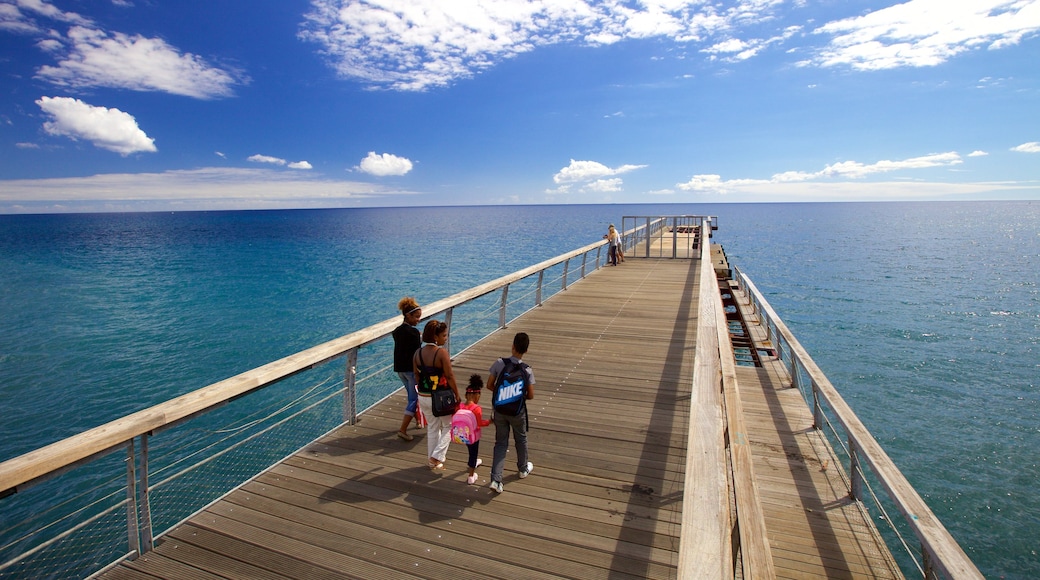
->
[413,320,459,471]
[487,332,536,493]
[455,374,492,485]
[605,224,623,265]
[393,297,422,441]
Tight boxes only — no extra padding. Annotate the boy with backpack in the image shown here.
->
[486,332,536,494]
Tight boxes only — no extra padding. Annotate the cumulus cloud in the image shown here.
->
[35,26,243,98]
[968,150,989,157]
[806,0,1040,70]
[678,152,966,193]
[1011,141,1040,153]
[248,154,312,169]
[248,154,287,166]
[0,0,92,34]
[553,159,647,184]
[357,152,413,176]
[36,96,156,155]
[299,0,787,91]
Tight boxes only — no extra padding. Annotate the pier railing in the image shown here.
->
[733,266,983,579]
[1,228,660,579]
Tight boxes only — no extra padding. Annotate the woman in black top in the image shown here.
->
[393,297,422,440]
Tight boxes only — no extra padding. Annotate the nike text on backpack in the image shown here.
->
[492,358,529,416]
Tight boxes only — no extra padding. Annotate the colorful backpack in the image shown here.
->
[450,408,478,445]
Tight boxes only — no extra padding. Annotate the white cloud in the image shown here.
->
[807,0,1040,70]
[679,152,967,192]
[248,154,312,169]
[968,150,989,157]
[0,167,411,210]
[299,0,780,91]
[553,159,646,184]
[357,152,413,176]
[0,0,93,34]
[583,178,623,193]
[35,26,242,98]
[1011,141,1040,153]
[36,96,156,155]
[249,154,287,166]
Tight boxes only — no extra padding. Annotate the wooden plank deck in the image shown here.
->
[98,246,902,579]
[726,277,904,579]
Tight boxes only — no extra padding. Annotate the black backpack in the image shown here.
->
[492,357,529,416]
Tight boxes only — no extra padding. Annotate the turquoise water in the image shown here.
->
[1,202,1037,577]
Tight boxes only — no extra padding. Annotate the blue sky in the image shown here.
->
[1,0,1039,213]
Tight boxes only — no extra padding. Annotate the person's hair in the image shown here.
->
[512,332,530,355]
[398,296,419,316]
[466,374,483,394]
[422,320,446,343]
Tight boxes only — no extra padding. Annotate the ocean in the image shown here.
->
[0,202,1037,578]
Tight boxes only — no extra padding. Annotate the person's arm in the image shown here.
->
[474,406,491,427]
[525,367,535,399]
[439,349,459,399]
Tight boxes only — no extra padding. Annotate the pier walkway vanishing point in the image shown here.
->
[95,230,903,579]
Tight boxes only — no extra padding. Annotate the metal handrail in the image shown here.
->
[733,266,983,579]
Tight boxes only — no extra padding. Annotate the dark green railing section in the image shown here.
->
[733,267,983,579]
[1,229,655,579]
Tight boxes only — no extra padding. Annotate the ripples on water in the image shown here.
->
[1,201,1037,577]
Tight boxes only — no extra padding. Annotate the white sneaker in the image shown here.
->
[489,480,504,493]
[475,458,482,468]
[519,462,533,479]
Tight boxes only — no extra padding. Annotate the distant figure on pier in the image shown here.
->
[393,297,423,441]
[605,224,624,265]
[413,320,459,471]
[487,332,536,493]
[454,374,492,485]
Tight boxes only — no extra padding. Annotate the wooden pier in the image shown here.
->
[98,244,903,579]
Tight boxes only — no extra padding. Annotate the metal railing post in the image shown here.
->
[580,253,588,278]
[444,308,454,353]
[671,217,678,259]
[849,440,864,501]
[125,440,140,557]
[812,382,824,430]
[536,271,544,305]
[499,285,509,329]
[344,347,358,425]
[562,259,570,290]
[137,434,153,553]
[644,218,652,258]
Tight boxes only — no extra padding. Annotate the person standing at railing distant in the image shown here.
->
[605,224,623,265]
[393,297,423,441]
[413,320,459,471]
